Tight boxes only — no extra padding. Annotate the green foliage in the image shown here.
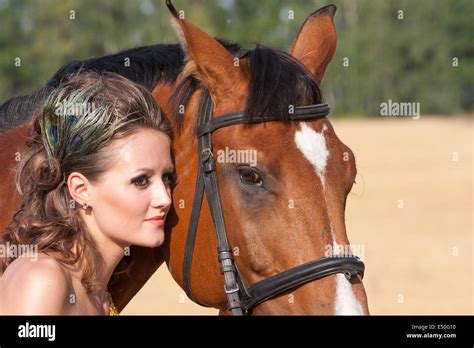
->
[0,0,472,116]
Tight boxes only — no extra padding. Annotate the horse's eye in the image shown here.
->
[239,169,263,187]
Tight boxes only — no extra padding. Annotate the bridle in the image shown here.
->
[182,90,365,315]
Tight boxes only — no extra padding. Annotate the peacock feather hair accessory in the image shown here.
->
[40,84,141,172]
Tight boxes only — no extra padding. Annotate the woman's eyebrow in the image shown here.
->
[134,166,175,174]
[133,168,155,175]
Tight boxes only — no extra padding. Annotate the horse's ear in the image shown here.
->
[165,0,245,101]
[290,5,337,86]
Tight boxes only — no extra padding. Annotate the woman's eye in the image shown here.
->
[131,175,150,188]
[163,172,177,186]
[239,169,263,187]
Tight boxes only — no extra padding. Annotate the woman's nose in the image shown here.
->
[151,181,172,209]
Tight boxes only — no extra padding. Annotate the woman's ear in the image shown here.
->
[67,172,91,208]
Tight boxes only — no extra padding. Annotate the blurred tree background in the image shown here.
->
[0,0,472,116]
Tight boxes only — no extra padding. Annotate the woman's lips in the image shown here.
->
[147,218,164,227]
[145,215,166,227]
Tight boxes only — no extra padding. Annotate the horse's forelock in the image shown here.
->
[243,45,322,122]
[171,42,322,130]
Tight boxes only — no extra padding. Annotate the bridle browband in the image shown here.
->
[182,90,365,315]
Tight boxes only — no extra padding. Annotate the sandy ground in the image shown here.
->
[122,116,473,315]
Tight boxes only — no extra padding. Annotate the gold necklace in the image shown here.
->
[106,291,119,316]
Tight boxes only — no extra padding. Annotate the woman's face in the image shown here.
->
[84,128,173,248]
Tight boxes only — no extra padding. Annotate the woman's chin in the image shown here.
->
[136,230,165,248]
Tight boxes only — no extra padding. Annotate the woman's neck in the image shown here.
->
[79,211,127,291]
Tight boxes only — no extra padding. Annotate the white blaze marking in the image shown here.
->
[331,226,364,315]
[294,122,329,187]
[294,123,363,314]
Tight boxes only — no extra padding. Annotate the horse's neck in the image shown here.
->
[0,122,31,233]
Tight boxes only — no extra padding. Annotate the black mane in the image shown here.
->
[47,44,185,91]
[0,39,321,133]
[0,42,189,132]
[0,87,50,132]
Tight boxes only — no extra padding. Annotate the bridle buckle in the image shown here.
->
[224,283,240,294]
[201,147,216,173]
[201,147,213,162]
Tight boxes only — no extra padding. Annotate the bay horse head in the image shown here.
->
[155,1,369,315]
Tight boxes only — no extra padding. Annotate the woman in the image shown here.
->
[0,72,174,315]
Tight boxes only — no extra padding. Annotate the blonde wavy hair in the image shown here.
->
[0,71,172,292]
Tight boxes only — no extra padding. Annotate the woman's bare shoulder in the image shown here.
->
[0,253,72,314]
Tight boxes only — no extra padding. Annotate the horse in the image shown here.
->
[0,2,369,315]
